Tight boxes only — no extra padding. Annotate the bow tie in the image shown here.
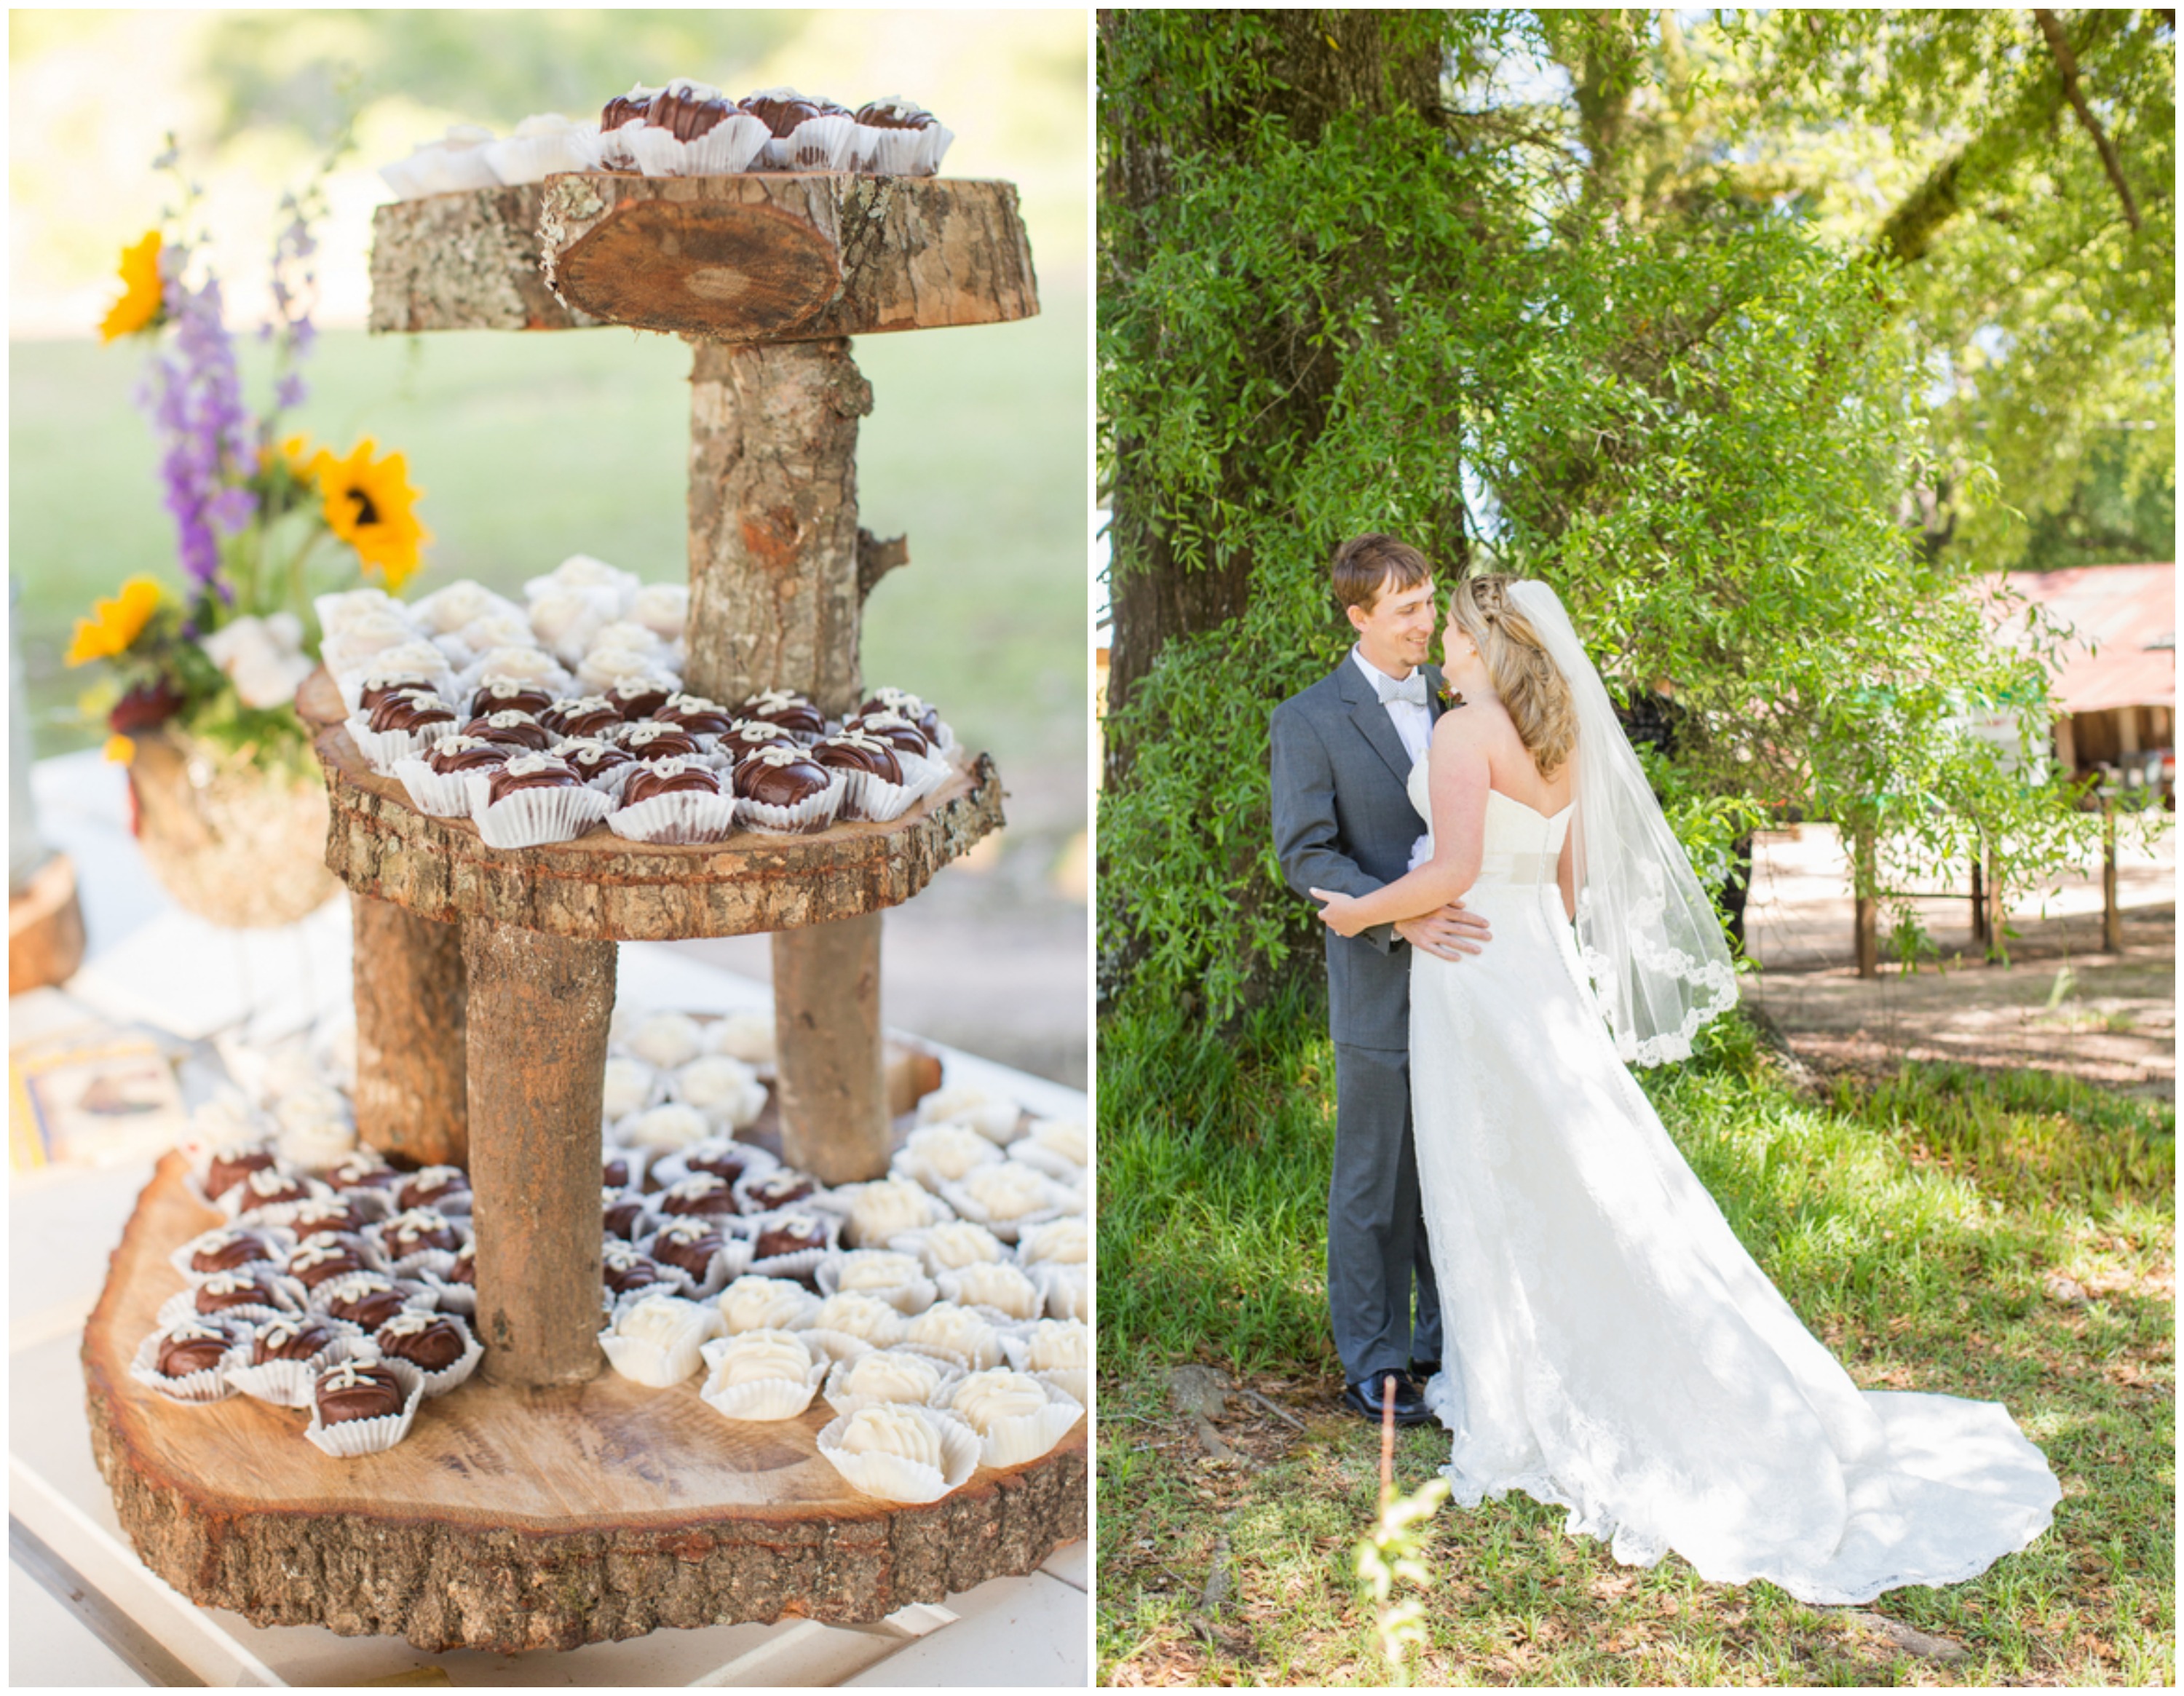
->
[1377,670,1429,708]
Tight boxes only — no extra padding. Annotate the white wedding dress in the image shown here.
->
[1404,764,2060,1603]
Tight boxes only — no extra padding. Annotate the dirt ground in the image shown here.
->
[1741,823,2176,1097]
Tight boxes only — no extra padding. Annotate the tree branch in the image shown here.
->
[2033,7,2143,233]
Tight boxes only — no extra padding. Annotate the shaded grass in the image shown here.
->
[1096,1002,2175,1686]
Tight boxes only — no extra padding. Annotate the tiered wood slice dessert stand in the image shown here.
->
[83,169,1085,1654]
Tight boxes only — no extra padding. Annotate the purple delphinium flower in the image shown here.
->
[143,257,253,593]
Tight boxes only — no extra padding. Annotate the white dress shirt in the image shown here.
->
[1352,646,1432,766]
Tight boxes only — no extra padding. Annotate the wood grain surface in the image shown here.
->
[349,897,469,1168]
[296,670,1005,943]
[83,1153,1088,1652]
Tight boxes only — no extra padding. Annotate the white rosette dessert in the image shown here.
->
[628,1010,705,1069]
[630,582,689,641]
[222,1313,368,1408]
[744,1208,841,1280]
[1017,1216,1090,1271]
[304,1355,426,1459]
[1007,1118,1088,1185]
[893,1121,1005,1193]
[274,1103,357,1174]
[697,1327,826,1421]
[456,608,539,655]
[600,1055,663,1124]
[902,1300,1010,1372]
[815,1249,938,1318]
[315,587,404,637]
[588,619,673,663]
[526,582,621,667]
[379,124,499,198]
[372,1308,483,1398]
[576,646,676,697]
[130,1318,248,1404]
[607,759,741,845]
[940,1162,1069,1245]
[815,1403,980,1504]
[599,1291,723,1388]
[916,1084,1024,1144]
[322,605,426,667]
[707,1010,776,1067]
[526,553,641,614]
[640,1216,750,1299]
[934,1261,1045,1325]
[411,580,524,636]
[802,1290,911,1363]
[892,1218,1009,1280]
[464,645,576,699]
[167,1224,295,1283]
[841,1176,951,1248]
[612,1101,713,1162]
[714,1274,822,1336]
[483,111,603,184]
[392,737,500,817]
[1012,1317,1090,1407]
[468,754,614,849]
[944,1368,1083,1469]
[822,1347,963,1419]
[1038,1268,1089,1322]
[732,745,846,834]
[662,1055,769,1132]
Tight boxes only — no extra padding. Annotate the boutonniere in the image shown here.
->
[1436,681,1466,709]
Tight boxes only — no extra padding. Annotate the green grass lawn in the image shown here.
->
[1096,998,2176,1686]
[10,282,1088,795]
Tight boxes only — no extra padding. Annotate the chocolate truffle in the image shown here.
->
[449,1240,476,1287]
[321,1276,415,1330]
[732,745,831,810]
[656,693,735,736]
[737,688,826,739]
[157,1321,235,1377]
[328,1152,403,1192]
[743,1169,817,1211]
[647,81,735,141]
[853,98,937,131]
[601,86,660,131]
[813,730,903,786]
[844,710,932,758]
[382,1208,462,1258]
[485,754,583,804]
[558,737,635,782]
[190,1230,277,1274]
[657,1173,739,1217]
[650,1218,727,1280]
[685,1145,750,1184]
[740,90,825,136]
[314,1360,406,1426]
[858,686,942,740]
[368,690,455,734]
[620,723,702,763]
[541,696,624,739]
[357,673,438,711]
[288,1239,371,1289]
[602,1243,672,1295]
[624,760,721,806]
[716,718,799,763]
[236,1166,312,1208]
[429,735,513,775]
[204,1146,276,1200]
[753,1213,828,1260]
[194,1271,280,1315]
[607,676,676,720]
[603,1156,636,1188]
[289,1197,373,1236]
[604,1189,650,1242]
[376,1310,470,1372]
[462,710,553,752]
[468,680,557,719]
[397,1166,470,1212]
[251,1317,336,1364]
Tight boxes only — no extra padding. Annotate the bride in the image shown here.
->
[1309,573,2060,1604]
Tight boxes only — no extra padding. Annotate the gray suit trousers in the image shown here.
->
[1329,1042,1442,1385]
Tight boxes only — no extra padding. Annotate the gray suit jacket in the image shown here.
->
[1270,657,1446,1050]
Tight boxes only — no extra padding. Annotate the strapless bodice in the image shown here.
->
[1406,758,1569,888]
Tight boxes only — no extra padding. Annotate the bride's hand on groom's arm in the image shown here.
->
[1394,903,1491,962]
[1307,887,1370,938]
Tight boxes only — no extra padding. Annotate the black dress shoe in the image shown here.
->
[1344,1370,1434,1427]
[1409,1358,1441,1382]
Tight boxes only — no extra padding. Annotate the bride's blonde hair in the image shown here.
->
[1449,574,1577,778]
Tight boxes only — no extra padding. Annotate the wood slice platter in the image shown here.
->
[84,1152,1088,1654]
[298,670,1005,941]
[371,174,1037,342]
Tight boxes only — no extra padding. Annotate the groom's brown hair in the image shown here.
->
[1331,534,1433,612]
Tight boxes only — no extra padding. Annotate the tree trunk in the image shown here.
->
[771,912,892,1184]
[1852,824,1879,980]
[350,896,467,1168]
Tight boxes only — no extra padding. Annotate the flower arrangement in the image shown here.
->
[72,133,430,774]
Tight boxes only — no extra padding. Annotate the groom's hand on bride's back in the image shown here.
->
[1395,903,1491,962]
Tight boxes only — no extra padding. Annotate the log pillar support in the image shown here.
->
[2102,797,2124,954]
[462,919,614,1388]
[351,895,468,1168]
[772,913,891,1184]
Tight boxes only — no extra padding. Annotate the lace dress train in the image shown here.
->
[1406,777,2060,1604]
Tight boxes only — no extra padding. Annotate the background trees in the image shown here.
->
[1099,7,2173,1017]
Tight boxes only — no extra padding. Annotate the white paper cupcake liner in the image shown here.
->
[900,1319,1010,1374]
[919,1094,1026,1144]
[932,1267,1047,1324]
[608,788,742,845]
[890,1146,1002,1197]
[333,665,458,719]
[851,122,928,176]
[1033,1366,1090,1408]
[821,1352,965,1420]
[303,1356,426,1459]
[1039,1264,1091,1323]
[756,113,855,172]
[837,766,923,823]
[697,1337,827,1421]
[887,1223,1010,1280]
[1003,1140,1086,1186]
[129,1328,248,1404]
[343,713,456,774]
[798,1327,884,1366]
[483,125,602,184]
[815,1406,981,1503]
[947,1378,1083,1469]
[371,1312,483,1398]
[600,1297,725,1387]
[223,1320,369,1408]
[419,1270,477,1315]
[391,756,485,817]
[157,1283,304,1330]
[933,1185,1068,1247]
[635,111,769,177]
[814,1261,938,1318]
[470,777,615,849]
[735,769,847,835]
[596,118,645,171]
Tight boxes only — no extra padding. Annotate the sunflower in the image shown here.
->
[66,576,165,666]
[99,231,165,344]
[309,438,430,590]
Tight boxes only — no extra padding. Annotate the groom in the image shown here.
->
[1270,534,1489,1426]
